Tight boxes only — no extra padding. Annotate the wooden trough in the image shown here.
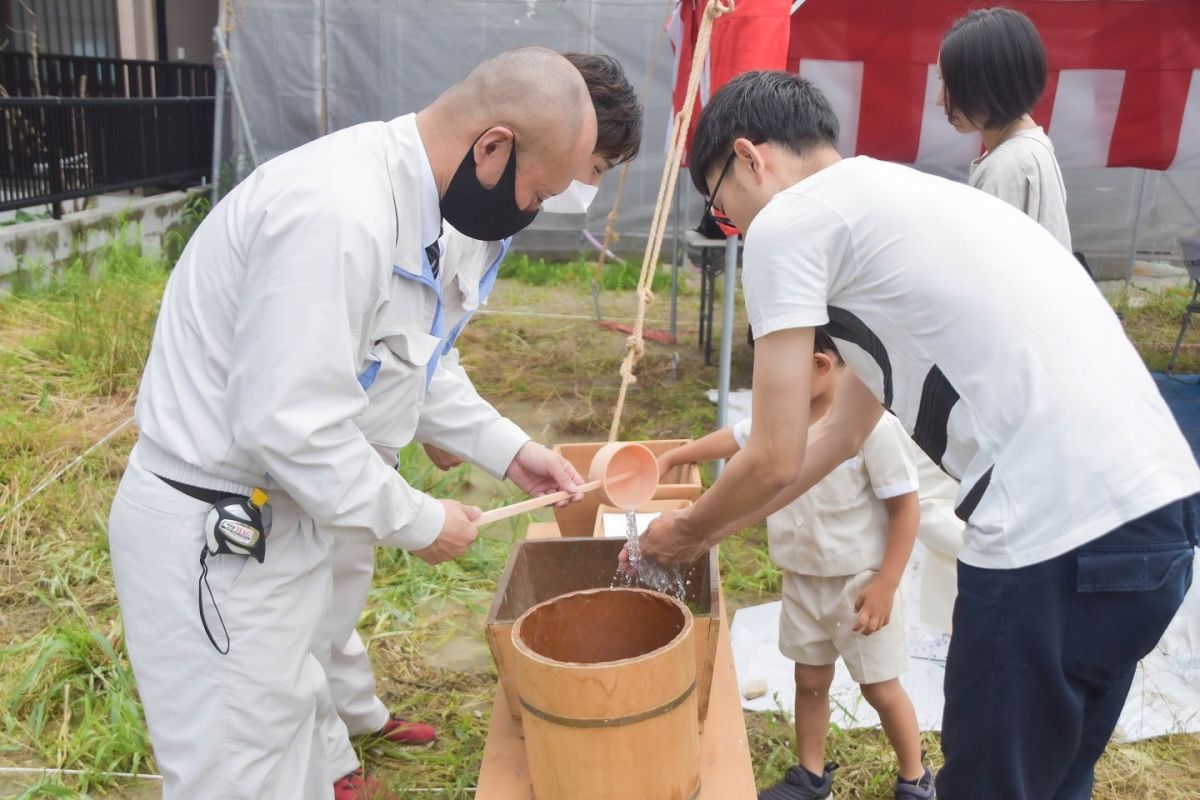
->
[592,498,693,537]
[485,536,722,725]
[551,439,703,536]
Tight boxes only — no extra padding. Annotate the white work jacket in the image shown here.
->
[356,224,529,473]
[134,114,497,551]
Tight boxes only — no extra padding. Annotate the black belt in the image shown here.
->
[155,474,247,504]
[155,473,260,657]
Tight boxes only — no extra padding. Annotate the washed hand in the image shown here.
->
[505,441,585,506]
[852,574,896,635]
[625,508,712,568]
[412,500,480,564]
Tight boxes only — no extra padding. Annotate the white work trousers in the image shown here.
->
[108,443,360,799]
[316,539,390,769]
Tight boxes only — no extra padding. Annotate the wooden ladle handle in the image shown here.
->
[475,470,636,527]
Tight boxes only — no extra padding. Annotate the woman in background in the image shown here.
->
[937,7,1073,254]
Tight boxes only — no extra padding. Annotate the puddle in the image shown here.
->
[424,632,494,671]
[408,594,493,672]
[490,397,599,446]
[453,466,512,509]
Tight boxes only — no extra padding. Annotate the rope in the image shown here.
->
[0,767,161,781]
[220,0,240,35]
[594,0,676,278]
[595,0,681,278]
[0,416,133,528]
[475,308,679,325]
[608,0,734,442]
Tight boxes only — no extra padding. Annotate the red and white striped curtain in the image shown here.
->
[674,0,1200,170]
[669,0,793,165]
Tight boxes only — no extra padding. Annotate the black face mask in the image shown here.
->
[439,135,538,241]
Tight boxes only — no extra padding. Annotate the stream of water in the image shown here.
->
[612,509,689,601]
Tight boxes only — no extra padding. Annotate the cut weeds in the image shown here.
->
[0,240,1197,798]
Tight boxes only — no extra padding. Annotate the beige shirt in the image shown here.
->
[969,127,1072,251]
[734,413,919,576]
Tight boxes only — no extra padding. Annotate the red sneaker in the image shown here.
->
[374,714,437,745]
[333,768,394,800]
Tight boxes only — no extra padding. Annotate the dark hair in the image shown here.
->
[939,8,1047,130]
[562,52,643,166]
[814,326,843,364]
[689,71,839,197]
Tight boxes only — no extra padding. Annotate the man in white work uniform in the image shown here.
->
[637,71,1199,800]
[107,47,597,800]
[316,54,643,799]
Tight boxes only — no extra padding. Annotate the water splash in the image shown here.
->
[616,509,688,601]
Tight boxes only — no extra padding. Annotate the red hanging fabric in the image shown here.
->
[672,0,1200,169]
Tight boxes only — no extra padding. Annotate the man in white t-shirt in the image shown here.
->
[635,71,1199,800]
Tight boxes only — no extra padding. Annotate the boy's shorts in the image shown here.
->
[779,569,908,685]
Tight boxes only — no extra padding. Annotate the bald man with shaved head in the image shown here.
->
[421,47,597,219]
[304,51,645,800]
[106,47,597,800]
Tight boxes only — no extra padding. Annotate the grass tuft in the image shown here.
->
[498,252,671,293]
[1118,284,1200,373]
[1,613,151,777]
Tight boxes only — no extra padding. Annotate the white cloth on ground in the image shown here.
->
[731,548,1200,742]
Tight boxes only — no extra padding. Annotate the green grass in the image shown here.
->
[2,612,152,783]
[498,252,671,293]
[0,209,52,228]
[0,206,197,795]
[719,526,782,599]
[1,239,1198,798]
[28,235,168,396]
[1117,284,1200,373]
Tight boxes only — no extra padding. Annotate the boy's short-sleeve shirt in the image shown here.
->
[735,414,918,576]
[741,156,1200,570]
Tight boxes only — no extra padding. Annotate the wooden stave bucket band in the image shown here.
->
[518,678,696,729]
[511,587,702,800]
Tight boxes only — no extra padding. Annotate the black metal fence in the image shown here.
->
[0,96,214,216]
[3,0,119,59]
[0,50,216,99]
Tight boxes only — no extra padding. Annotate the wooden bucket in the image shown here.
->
[485,537,720,726]
[511,588,701,800]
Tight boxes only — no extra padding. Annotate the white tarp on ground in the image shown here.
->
[730,545,1200,742]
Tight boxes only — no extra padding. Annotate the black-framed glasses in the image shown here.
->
[701,139,764,228]
[702,151,737,228]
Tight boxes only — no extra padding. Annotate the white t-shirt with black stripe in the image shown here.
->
[742,156,1199,570]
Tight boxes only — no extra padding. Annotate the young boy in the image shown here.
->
[639,71,1198,799]
[659,330,933,800]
